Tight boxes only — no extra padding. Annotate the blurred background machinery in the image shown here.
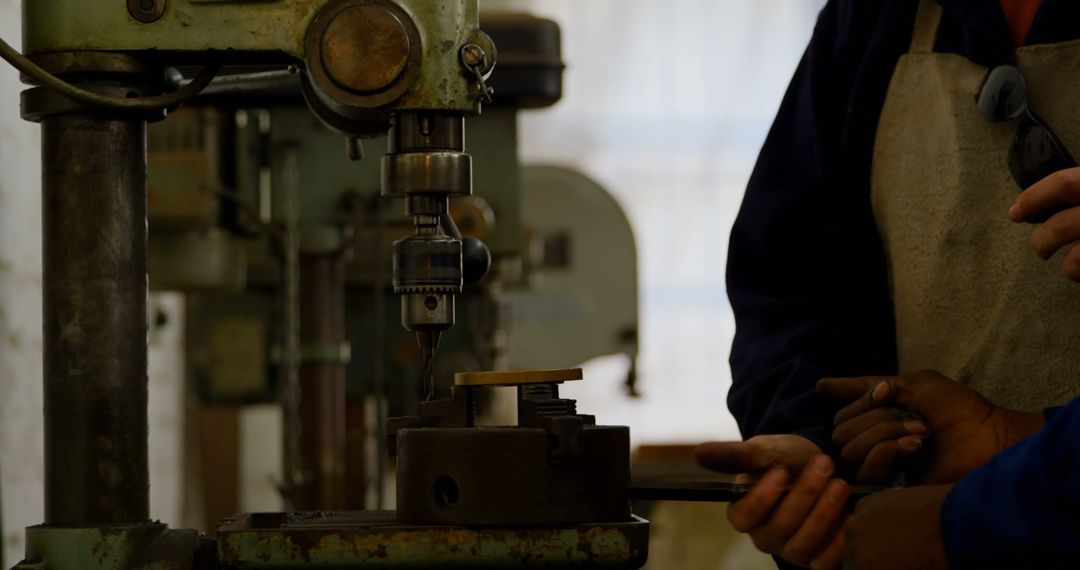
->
[144,12,641,525]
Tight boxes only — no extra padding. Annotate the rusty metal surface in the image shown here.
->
[41,112,150,526]
[217,511,649,568]
[322,5,410,92]
[306,0,421,111]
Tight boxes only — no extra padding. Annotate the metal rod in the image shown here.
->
[297,252,347,510]
[281,148,302,508]
[627,481,886,505]
[42,113,149,525]
[372,200,388,509]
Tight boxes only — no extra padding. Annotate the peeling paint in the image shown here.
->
[218,512,648,568]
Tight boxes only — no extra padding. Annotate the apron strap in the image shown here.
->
[910,0,944,54]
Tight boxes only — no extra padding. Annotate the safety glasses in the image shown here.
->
[977,64,1076,190]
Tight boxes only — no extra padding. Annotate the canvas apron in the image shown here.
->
[871,0,1080,410]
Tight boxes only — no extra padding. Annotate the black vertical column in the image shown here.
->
[41,114,149,525]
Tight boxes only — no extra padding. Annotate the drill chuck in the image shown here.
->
[392,234,463,294]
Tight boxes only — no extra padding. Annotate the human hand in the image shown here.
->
[1008,167,1080,281]
[844,484,952,570]
[817,380,928,484]
[818,370,1044,484]
[695,436,849,568]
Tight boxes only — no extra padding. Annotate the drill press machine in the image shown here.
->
[3,1,648,568]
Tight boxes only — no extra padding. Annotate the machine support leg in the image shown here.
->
[297,250,347,510]
[41,114,149,526]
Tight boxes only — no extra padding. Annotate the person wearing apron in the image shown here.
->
[698,0,1080,567]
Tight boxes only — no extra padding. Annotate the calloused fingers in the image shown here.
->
[748,455,835,554]
[809,518,848,570]
[1030,206,1080,260]
[780,479,851,565]
[1010,167,1080,223]
[854,437,923,484]
[832,407,927,449]
[727,467,789,532]
[840,419,925,469]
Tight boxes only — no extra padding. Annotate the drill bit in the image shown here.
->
[417,330,440,401]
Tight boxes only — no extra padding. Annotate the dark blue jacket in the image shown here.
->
[943,398,1080,567]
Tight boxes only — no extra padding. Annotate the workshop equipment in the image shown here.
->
[2,2,648,568]
[390,369,632,526]
[141,8,639,516]
[144,10,640,518]
[215,367,648,568]
[383,110,475,401]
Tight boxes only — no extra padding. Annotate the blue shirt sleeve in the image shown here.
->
[940,396,1080,568]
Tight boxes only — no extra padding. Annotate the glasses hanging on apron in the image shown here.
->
[977,64,1077,192]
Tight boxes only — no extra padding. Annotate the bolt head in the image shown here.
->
[460,43,486,67]
[127,0,165,23]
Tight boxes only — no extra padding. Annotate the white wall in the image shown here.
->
[0,0,44,564]
[500,0,827,443]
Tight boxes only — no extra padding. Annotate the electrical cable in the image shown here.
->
[0,37,220,111]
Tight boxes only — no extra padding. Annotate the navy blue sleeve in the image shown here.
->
[726,0,914,449]
[941,397,1080,568]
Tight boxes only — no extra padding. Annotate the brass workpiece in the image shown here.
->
[454,367,584,386]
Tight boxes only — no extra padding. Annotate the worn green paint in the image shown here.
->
[23,0,481,111]
[14,523,197,570]
[467,106,523,257]
[22,0,323,57]
[217,514,649,568]
[18,526,135,569]
[395,0,481,111]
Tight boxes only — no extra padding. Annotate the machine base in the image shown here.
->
[217,510,649,569]
[14,522,211,569]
